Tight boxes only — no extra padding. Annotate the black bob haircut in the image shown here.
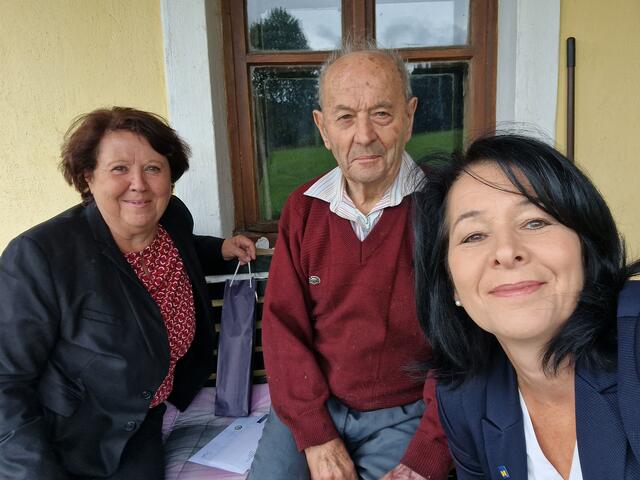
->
[413,133,639,384]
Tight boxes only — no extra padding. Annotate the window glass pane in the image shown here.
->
[247,0,341,51]
[251,66,334,221]
[406,61,467,163]
[376,0,469,48]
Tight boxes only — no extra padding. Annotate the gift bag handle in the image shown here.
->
[230,260,258,300]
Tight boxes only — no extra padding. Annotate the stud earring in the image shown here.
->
[454,299,462,307]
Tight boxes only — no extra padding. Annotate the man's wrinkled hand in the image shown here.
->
[304,438,358,480]
[380,463,428,480]
[221,235,256,264]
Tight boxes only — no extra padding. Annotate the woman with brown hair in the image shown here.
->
[0,107,255,479]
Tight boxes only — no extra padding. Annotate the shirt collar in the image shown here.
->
[304,151,424,212]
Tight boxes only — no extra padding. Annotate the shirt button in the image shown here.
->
[142,390,152,400]
[124,421,137,432]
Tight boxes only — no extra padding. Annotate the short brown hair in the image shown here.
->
[60,107,191,202]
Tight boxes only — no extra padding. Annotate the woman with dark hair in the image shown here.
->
[0,107,255,479]
[413,134,640,479]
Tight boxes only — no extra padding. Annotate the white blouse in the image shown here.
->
[519,392,583,480]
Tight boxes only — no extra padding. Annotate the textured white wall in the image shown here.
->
[496,0,561,139]
[161,0,234,237]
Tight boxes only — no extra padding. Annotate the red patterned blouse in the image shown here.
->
[124,225,196,408]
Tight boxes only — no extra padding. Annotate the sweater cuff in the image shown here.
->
[400,432,452,480]
[285,406,340,452]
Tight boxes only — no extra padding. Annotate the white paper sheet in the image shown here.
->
[188,414,268,474]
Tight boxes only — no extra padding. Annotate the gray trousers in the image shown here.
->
[249,397,424,480]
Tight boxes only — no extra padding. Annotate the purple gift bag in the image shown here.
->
[214,266,257,417]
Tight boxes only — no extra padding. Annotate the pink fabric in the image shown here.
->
[162,385,271,480]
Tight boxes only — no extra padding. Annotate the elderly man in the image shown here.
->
[250,46,451,480]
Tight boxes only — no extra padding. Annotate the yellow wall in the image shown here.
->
[0,0,167,250]
[556,0,640,258]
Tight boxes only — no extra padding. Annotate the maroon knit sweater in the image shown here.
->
[262,180,451,478]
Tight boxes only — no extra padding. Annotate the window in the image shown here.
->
[222,0,497,234]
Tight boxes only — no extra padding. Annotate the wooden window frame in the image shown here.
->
[221,0,497,236]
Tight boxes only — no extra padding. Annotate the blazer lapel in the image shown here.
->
[162,215,200,289]
[83,202,169,358]
[158,200,210,316]
[616,287,640,464]
[575,360,626,480]
[84,202,141,284]
[481,354,528,480]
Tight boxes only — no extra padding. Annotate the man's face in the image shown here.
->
[313,52,417,195]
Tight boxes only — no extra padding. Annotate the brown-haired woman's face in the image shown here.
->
[85,130,172,245]
[445,161,584,349]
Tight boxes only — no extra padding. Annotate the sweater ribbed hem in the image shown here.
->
[400,432,452,480]
[286,406,340,451]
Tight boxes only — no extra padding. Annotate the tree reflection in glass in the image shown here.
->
[247,1,341,52]
[251,66,333,221]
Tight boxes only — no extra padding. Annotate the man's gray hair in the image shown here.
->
[317,41,413,108]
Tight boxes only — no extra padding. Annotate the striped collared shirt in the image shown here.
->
[304,152,425,240]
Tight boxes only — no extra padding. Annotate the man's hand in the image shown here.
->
[304,438,358,480]
[221,235,256,264]
[380,463,428,480]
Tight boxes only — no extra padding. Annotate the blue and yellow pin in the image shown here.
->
[497,465,510,478]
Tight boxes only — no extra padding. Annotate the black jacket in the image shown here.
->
[0,196,224,479]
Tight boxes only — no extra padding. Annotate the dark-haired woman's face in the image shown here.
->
[445,161,584,349]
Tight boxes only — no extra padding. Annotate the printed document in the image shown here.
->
[188,414,267,473]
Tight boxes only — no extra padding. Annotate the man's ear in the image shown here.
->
[312,109,331,150]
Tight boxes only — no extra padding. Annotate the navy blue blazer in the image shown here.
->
[437,281,640,480]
